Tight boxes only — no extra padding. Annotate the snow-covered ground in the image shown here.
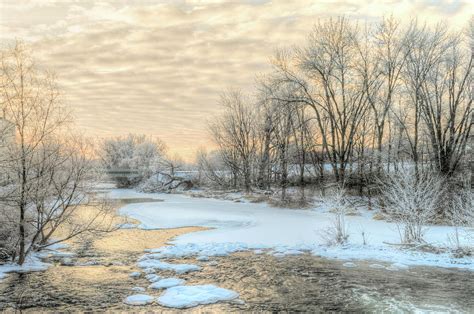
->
[109,189,474,271]
[0,251,54,282]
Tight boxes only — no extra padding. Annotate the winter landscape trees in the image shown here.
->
[200,17,473,218]
[0,17,471,268]
[0,43,115,265]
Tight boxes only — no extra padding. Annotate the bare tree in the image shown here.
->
[209,90,258,192]
[0,42,115,264]
[417,25,473,176]
[265,18,371,183]
[359,17,412,174]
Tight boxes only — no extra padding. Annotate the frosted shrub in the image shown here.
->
[380,168,443,244]
[321,187,349,245]
[448,183,474,252]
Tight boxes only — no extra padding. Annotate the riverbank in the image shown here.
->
[1,188,473,311]
[1,241,473,312]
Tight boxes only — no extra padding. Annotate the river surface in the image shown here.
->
[0,197,473,312]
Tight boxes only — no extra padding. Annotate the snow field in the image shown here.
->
[113,189,473,271]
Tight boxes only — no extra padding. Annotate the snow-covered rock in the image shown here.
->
[157,285,239,308]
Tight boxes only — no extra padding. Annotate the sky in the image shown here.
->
[0,0,472,160]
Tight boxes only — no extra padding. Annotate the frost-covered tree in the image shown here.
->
[380,168,443,244]
[100,134,167,186]
[0,42,113,264]
[209,90,258,192]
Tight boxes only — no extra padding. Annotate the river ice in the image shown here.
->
[112,189,474,270]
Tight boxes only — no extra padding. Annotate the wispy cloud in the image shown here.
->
[0,0,472,158]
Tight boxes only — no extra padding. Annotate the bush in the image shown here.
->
[379,168,443,244]
[320,187,350,245]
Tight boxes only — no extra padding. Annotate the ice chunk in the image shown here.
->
[157,285,239,308]
[124,294,155,305]
[129,271,141,278]
[132,287,146,292]
[149,278,185,289]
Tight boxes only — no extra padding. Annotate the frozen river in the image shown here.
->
[111,189,474,270]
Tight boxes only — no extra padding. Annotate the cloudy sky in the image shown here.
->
[0,0,472,159]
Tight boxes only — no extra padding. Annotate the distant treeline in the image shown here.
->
[197,17,473,195]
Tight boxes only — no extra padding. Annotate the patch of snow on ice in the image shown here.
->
[391,263,409,269]
[0,254,50,282]
[196,256,209,261]
[145,274,161,282]
[343,262,357,268]
[149,278,185,289]
[157,285,239,308]
[145,242,253,259]
[138,259,200,274]
[282,249,304,256]
[124,294,155,305]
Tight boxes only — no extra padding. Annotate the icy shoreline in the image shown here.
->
[111,188,473,271]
